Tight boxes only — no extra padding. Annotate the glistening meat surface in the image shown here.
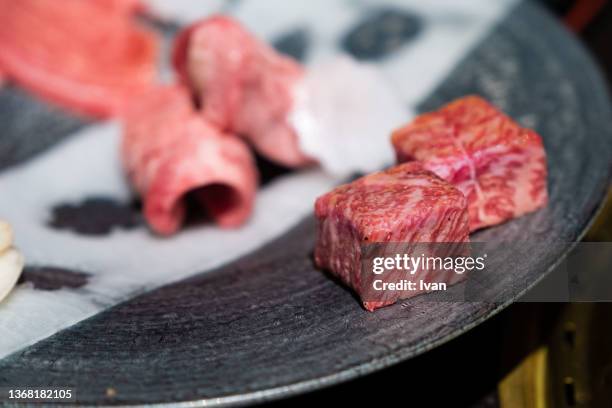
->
[314,162,470,311]
[173,16,311,167]
[122,85,258,235]
[392,96,548,231]
[0,0,158,118]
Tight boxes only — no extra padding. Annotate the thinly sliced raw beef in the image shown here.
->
[314,162,470,311]
[0,0,158,118]
[173,16,311,167]
[122,85,258,235]
[392,96,548,231]
[96,0,145,14]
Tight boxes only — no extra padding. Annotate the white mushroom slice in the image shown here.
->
[0,220,13,254]
[0,249,24,303]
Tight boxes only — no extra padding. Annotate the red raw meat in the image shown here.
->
[392,96,548,231]
[314,162,470,311]
[0,0,159,118]
[96,0,145,14]
[122,85,258,235]
[173,16,311,167]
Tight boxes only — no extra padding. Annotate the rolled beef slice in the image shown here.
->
[173,15,311,167]
[314,162,470,311]
[122,85,258,235]
[392,96,548,231]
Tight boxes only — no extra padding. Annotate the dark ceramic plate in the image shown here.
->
[0,1,611,406]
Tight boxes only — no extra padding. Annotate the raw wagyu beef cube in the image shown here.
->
[314,162,470,311]
[392,96,548,231]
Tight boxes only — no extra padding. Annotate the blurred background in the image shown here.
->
[266,2,612,406]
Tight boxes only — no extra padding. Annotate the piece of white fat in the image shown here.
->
[0,250,24,304]
[0,220,23,303]
[0,220,12,254]
[290,56,412,177]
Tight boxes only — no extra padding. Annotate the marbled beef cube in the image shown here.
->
[392,96,548,231]
[314,162,469,311]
